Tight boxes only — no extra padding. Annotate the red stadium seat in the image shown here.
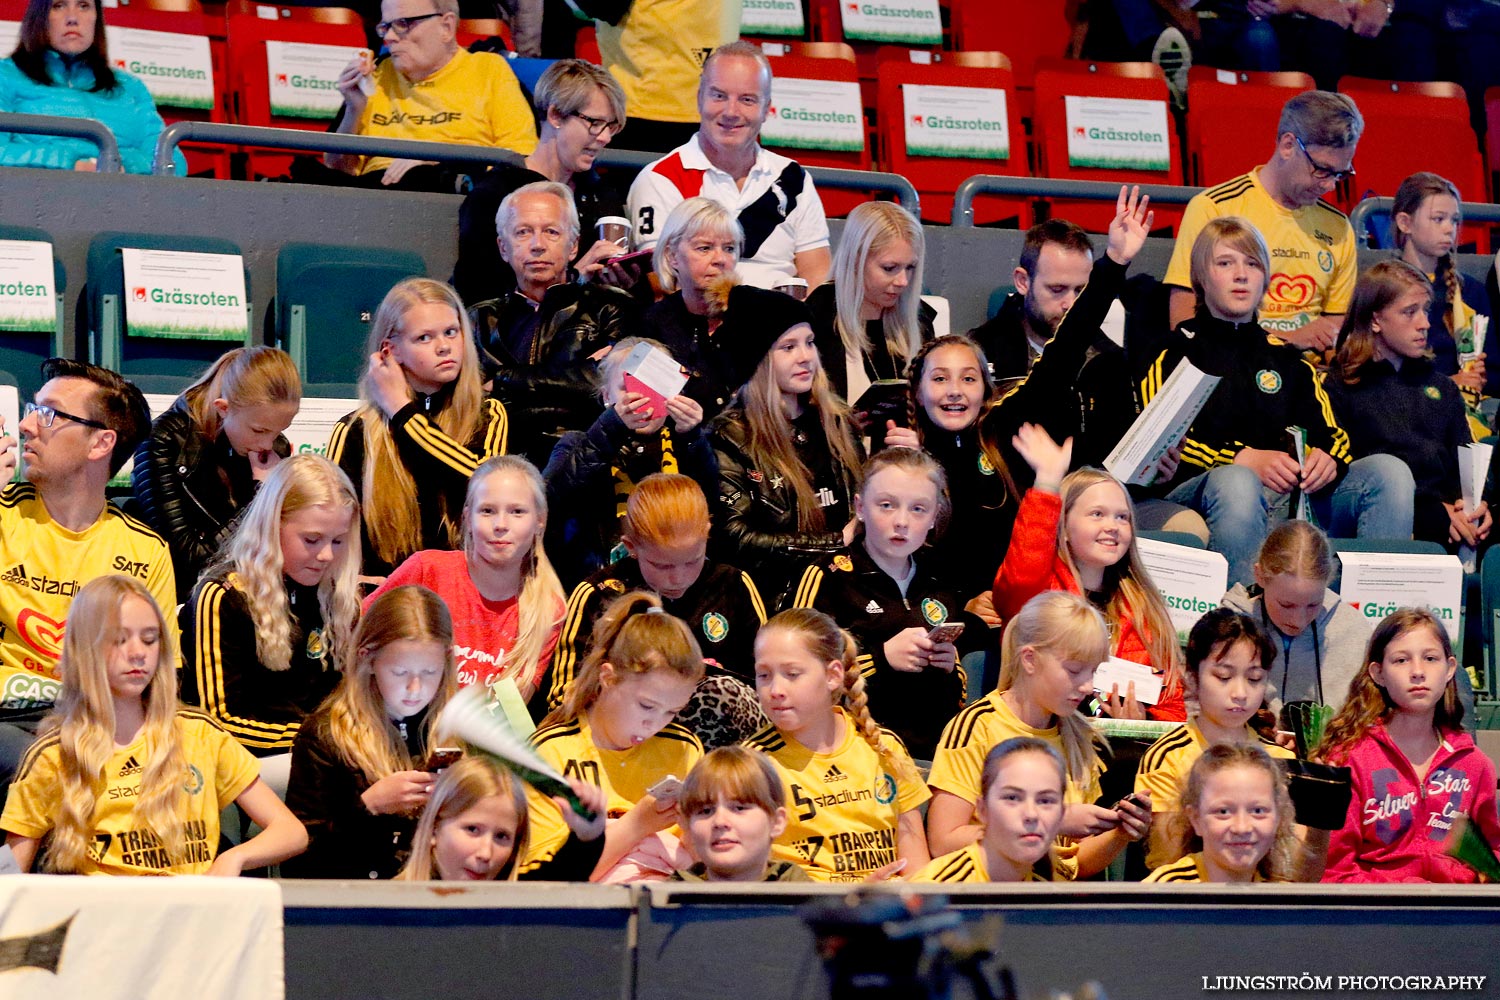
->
[875,49,1030,225]
[1487,86,1500,202]
[806,0,940,131]
[456,18,513,51]
[1031,57,1184,232]
[950,0,1076,119]
[762,49,872,216]
[1185,66,1312,186]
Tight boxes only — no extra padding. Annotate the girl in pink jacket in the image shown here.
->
[1317,608,1500,882]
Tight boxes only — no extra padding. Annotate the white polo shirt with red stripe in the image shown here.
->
[627,134,830,290]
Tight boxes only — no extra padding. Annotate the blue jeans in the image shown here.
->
[1166,455,1415,586]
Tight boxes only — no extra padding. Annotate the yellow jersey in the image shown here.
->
[520,714,702,872]
[908,842,1047,883]
[1163,167,1356,337]
[1,708,260,875]
[0,485,176,710]
[1144,851,1264,883]
[1135,720,1294,814]
[595,0,741,123]
[746,709,929,883]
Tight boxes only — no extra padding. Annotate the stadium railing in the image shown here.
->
[0,111,124,173]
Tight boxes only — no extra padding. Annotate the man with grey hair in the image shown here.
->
[1164,90,1363,351]
[628,40,831,290]
[471,181,641,466]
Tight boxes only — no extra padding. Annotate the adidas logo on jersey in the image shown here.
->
[823,765,848,782]
[118,754,143,777]
[0,563,28,587]
[864,600,882,614]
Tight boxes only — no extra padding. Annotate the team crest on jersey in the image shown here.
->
[977,452,995,476]
[701,612,729,643]
[875,773,897,805]
[305,628,326,661]
[833,554,854,573]
[182,764,204,796]
[1424,386,1442,401]
[601,578,627,593]
[1255,370,1283,394]
[920,598,946,626]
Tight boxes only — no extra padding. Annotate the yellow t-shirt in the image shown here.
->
[1144,851,1265,883]
[0,485,177,710]
[746,709,930,883]
[595,0,741,123]
[1163,167,1356,337]
[1134,720,1294,814]
[355,48,537,175]
[520,714,702,872]
[1,709,260,875]
[908,842,1047,883]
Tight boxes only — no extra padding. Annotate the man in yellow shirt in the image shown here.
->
[0,360,175,783]
[326,0,537,190]
[1164,90,1362,351]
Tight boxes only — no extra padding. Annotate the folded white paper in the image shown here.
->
[1093,656,1164,706]
[1105,360,1220,486]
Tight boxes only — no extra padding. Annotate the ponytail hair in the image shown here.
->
[997,591,1109,791]
[182,346,301,443]
[622,473,711,548]
[396,755,530,881]
[1171,742,1298,881]
[542,591,706,728]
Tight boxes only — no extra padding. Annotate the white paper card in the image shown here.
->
[121,248,247,341]
[265,40,362,119]
[0,21,20,55]
[1,384,18,484]
[1215,68,1237,84]
[1136,537,1229,642]
[1064,95,1172,171]
[1104,359,1220,486]
[903,84,1009,160]
[840,0,941,44]
[1093,656,1163,705]
[105,25,215,110]
[1458,441,1491,573]
[0,240,56,334]
[741,0,805,36]
[761,77,864,152]
[623,342,688,400]
[1337,551,1463,643]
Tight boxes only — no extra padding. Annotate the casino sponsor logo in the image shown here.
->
[2,672,61,709]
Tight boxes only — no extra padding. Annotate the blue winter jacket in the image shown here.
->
[0,49,184,174]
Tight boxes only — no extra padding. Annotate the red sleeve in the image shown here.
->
[992,489,1069,621]
[1148,679,1187,722]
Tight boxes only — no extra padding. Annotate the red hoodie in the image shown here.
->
[1323,722,1500,883]
[992,489,1186,722]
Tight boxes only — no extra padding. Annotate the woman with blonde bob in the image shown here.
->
[369,456,567,700]
[1,576,306,875]
[133,346,302,601]
[285,585,459,879]
[180,454,362,758]
[328,277,510,578]
[809,201,936,403]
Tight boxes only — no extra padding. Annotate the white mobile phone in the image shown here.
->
[926,622,966,645]
[647,775,683,801]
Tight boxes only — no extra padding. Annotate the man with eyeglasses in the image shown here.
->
[0,359,174,789]
[325,0,536,191]
[1165,90,1363,352]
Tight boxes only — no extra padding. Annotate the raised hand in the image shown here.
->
[1105,184,1154,266]
[1011,422,1073,489]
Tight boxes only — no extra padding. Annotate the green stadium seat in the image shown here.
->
[0,225,66,402]
[1138,529,1207,550]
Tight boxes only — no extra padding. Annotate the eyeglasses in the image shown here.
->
[24,401,107,430]
[376,11,443,38]
[568,111,622,138]
[1294,136,1355,182]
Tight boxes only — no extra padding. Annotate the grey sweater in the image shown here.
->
[1221,584,1374,713]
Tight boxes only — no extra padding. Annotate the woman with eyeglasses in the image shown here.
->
[453,58,637,306]
[0,0,186,174]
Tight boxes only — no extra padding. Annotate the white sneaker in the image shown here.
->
[1151,25,1192,108]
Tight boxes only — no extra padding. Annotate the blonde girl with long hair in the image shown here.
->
[2,575,306,875]
[994,423,1186,721]
[926,591,1151,878]
[326,277,509,578]
[747,608,930,881]
[524,591,706,879]
[369,456,566,701]
[181,454,362,757]
[283,584,459,879]
[132,345,302,601]
[396,755,607,881]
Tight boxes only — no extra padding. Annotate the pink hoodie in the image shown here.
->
[1323,722,1500,883]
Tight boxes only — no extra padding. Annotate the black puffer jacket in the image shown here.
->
[469,283,640,467]
[131,400,290,602]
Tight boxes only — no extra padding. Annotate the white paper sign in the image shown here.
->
[105,25,214,110]
[1064,95,1171,172]
[1,384,18,484]
[0,240,56,334]
[265,40,362,119]
[121,248,247,342]
[741,0,805,36]
[1458,441,1491,572]
[284,395,359,457]
[0,21,20,55]
[1136,537,1229,642]
[1094,656,1163,705]
[903,84,1009,160]
[1105,359,1220,486]
[1337,551,1463,644]
[762,77,863,152]
[840,0,941,44]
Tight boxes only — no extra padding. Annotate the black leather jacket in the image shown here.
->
[131,400,290,602]
[469,282,639,467]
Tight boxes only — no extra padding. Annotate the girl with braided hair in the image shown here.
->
[746,608,930,881]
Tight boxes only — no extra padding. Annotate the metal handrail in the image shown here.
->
[951,175,1202,227]
[152,121,528,176]
[1349,196,1500,246]
[0,111,123,173]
